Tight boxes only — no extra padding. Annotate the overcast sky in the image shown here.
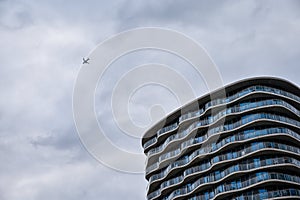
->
[1,0,300,200]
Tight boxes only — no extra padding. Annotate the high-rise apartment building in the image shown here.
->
[142,77,300,200]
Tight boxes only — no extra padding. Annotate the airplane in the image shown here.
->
[82,57,90,64]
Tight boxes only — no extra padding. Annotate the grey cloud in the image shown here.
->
[0,0,34,30]
[29,128,79,151]
[0,0,299,200]
[116,0,227,29]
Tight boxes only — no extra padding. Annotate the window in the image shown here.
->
[251,143,258,151]
[290,189,297,196]
[273,190,280,197]
[254,158,260,168]
[234,165,239,171]
[242,115,248,124]
[204,192,209,200]
[215,171,221,180]
[216,185,224,193]
[187,183,192,192]
[213,156,219,163]
[231,181,237,190]
[237,195,245,200]
[266,158,272,165]
[259,189,267,199]
[227,152,232,159]
[231,135,236,142]
[204,176,209,183]
[211,143,217,151]
[237,179,242,189]
[233,151,238,158]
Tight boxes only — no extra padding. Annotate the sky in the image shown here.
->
[0,0,300,199]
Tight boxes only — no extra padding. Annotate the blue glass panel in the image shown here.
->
[254,158,260,168]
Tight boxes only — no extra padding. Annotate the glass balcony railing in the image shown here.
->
[146,99,299,158]
[147,127,300,196]
[148,156,300,200]
[180,85,300,124]
[229,188,300,200]
[155,103,299,164]
[188,173,300,200]
[143,85,300,150]
[157,123,179,136]
[147,138,300,189]
[144,137,158,149]
[146,113,300,175]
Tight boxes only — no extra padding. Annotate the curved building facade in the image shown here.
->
[142,77,300,200]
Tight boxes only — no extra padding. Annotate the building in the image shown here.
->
[142,77,300,200]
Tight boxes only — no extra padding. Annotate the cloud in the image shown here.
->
[0,0,33,30]
[114,0,300,86]
[0,0,299,200]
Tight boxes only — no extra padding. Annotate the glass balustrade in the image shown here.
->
[143,85,300,150]
[146,113,300,175]
[147,156,300,200]
[144,137,158,149]
[155,124,300,166]
[230,188,300,200]
[147,139,300,190]
[145,98,299,154]
[148,99,299,160]
[164,172,300,200]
